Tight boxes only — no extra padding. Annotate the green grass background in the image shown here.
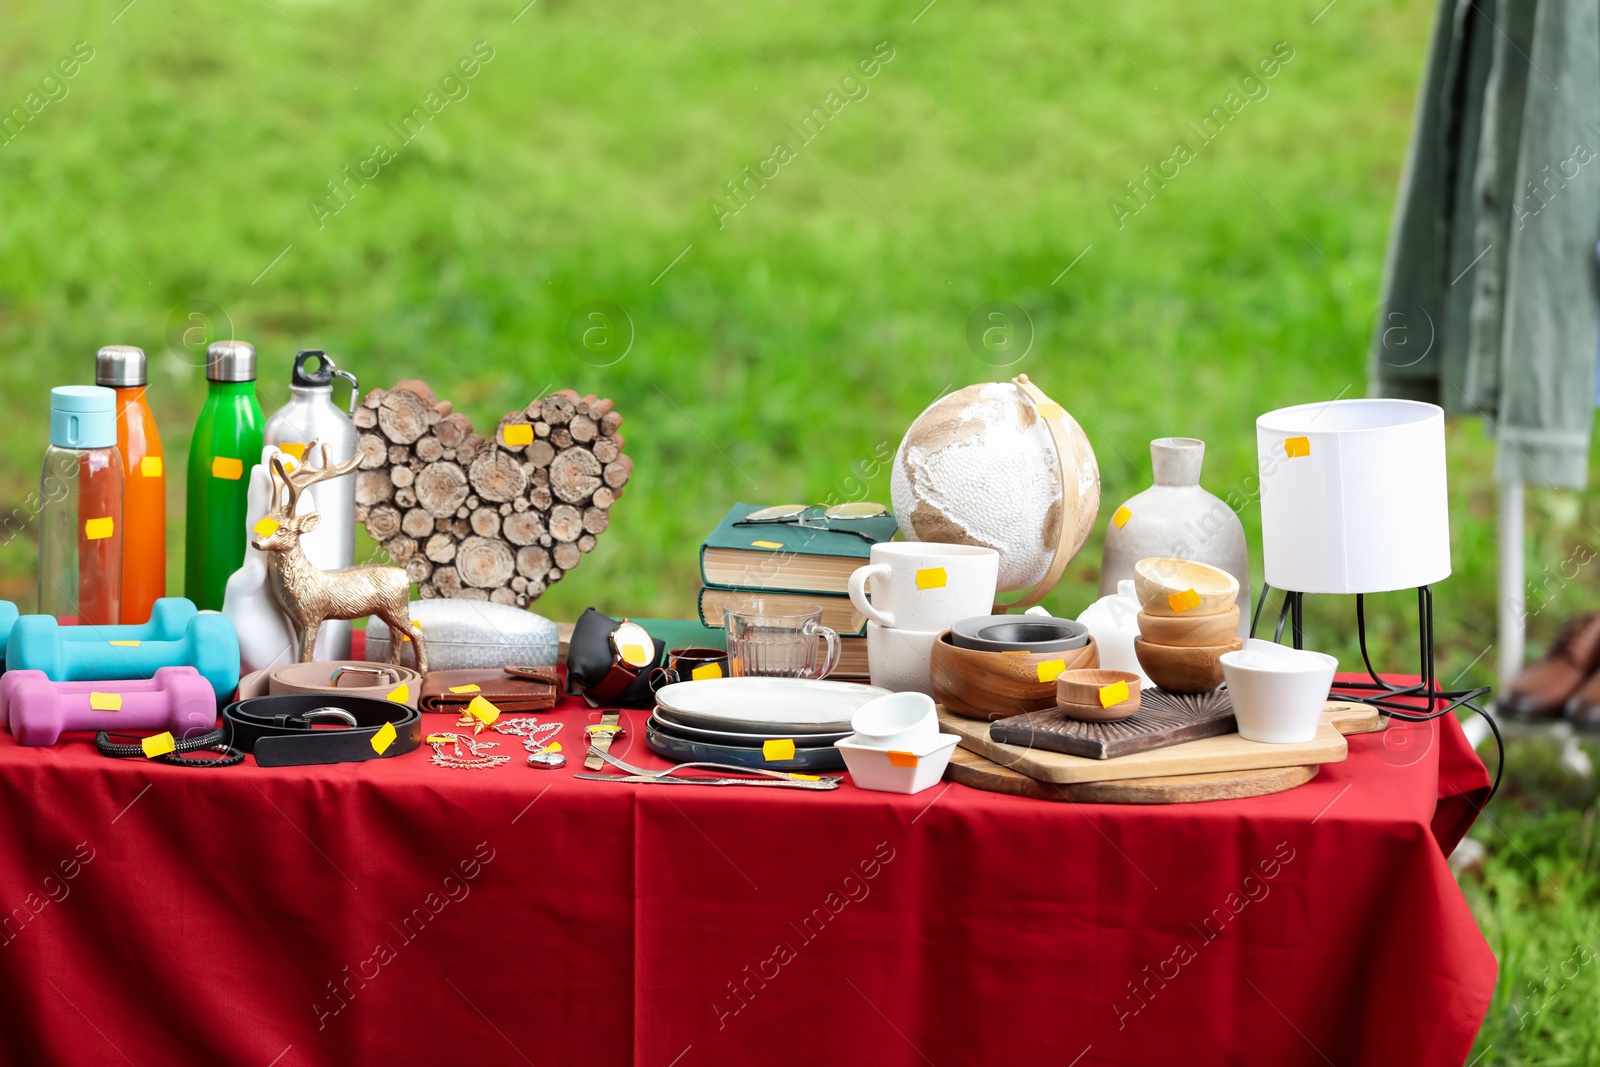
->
[2,0,1598,1059]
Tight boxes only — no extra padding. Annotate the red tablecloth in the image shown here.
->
[0,673,1494,1066]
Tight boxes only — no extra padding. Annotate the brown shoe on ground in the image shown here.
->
[1501,612,1600,719]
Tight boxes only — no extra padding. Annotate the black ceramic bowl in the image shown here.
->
[949,614,1090,654]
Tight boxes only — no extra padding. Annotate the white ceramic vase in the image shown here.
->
[1098,437,1251,636]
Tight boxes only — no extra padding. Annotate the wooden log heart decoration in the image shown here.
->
[352,381,632,607]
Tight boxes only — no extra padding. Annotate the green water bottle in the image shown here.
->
[185,340,264,610]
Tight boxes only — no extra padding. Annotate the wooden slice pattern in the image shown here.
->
[355,382,630,607]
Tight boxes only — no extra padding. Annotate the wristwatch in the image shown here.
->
[582,620,656,702]
[584,711,625,771]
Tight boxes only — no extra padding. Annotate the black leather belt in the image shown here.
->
[223,694,422,767]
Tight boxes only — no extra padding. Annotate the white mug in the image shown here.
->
[848,543,1000,633]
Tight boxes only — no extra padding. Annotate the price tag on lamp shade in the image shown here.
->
[84,517,114,540]
[1284,436,1310,458]
[370,721,397,755]
[211,456,244,480]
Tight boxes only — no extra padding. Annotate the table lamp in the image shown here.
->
[1252,398,1491,724]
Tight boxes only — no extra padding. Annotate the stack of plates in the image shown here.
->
[649,678,892,772]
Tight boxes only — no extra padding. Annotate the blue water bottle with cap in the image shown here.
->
[40,386,124,626]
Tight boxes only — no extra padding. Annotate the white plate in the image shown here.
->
[653,677,890,734]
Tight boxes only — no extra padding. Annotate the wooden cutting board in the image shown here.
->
[990,688,1236,760]
[939,706,1347,784]
[944,746,1320,804]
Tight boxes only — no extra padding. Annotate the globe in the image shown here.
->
[890,381,1100,592]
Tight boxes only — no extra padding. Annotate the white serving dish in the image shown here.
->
[849,691,939,750]
[835,732,960,794]
[653,677,891,734]
[1220,641,1338,744]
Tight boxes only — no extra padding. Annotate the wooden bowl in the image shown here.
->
[1133,558,1239,617]
[1134,635,1243,694]
[1055,669,1142,722]
[931,631,1099,720]
[1137,606,1241,648]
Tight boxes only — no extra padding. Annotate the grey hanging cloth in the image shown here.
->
[1370,0,1600,489]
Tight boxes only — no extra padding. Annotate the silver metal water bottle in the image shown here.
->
[263,350,360,659]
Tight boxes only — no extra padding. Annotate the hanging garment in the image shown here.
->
[1371,0,1600,489]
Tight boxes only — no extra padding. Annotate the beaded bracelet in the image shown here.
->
[94,728,246,768]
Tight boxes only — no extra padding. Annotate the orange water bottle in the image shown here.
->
[96,346,165,624]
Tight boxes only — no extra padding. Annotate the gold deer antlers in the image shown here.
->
[253,441,427,671]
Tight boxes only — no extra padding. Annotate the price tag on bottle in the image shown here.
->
[212,457,244,480]
[84,517,114,540]
[278,442,307,460]
[140,457,163,478]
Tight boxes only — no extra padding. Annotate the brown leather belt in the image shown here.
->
[235,661,424,708]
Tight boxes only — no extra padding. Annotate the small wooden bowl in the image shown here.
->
[1133,558,1239,617]
[1137,606,1241,648]
[930,631,1099,720]
[1056,669,1142,722]
[1134,635,1243,694]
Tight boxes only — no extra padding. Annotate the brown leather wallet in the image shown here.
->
[419,667,560,714]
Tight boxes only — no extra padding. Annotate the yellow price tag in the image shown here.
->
[109,640,140,647]
[762,739,796,762]
[448,684,481,694]
[690,662,723,681]
[887,750,918,768]
[503,423,534,446]
[1167,588,1201,613]
[140,456,163,478]
[399,619,422,642]
[750,540,784,549]
[89,692,122,712]
[620,644,649,666]
[1112,505,1132,528]
[1098,680,1130,708]
[84,517,114,540]
[141,732,175,758]
[1284,436,1311,458]
[466,695,500,726]
[211,456,244,480]
[370,721,397,755]
[788,772,821,782]
[1036,402,1064,419]
[1036,658,1067,683]
[253,517,281,538]
[277,442,307,460]
[386,683,411,704]
[545,741,562,753]
[915,567,947,590]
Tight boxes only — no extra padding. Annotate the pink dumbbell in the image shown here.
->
[2,666,217,747]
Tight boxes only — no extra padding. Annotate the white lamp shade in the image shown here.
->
[1256,399,1451,595]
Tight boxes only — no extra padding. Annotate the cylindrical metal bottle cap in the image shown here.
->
[95,345,148,387]
[206,340,257,383]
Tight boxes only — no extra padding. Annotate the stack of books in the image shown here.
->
[698,503,899,679]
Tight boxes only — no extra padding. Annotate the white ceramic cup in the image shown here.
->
[850,690,939,750]
[866,622,940,696]
[1220,641,1338,744]
[848,543,1000,633]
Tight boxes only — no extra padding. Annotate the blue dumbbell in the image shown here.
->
[0,598,197,668]
[0,601,17,664]
[8,611,240,699]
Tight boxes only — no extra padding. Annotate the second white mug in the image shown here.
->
[848,542,1000,633]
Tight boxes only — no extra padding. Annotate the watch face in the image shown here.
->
[613,621,653,667]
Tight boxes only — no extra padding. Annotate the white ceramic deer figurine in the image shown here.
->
[252,440,427,671]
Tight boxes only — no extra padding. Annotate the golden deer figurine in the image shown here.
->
[252,441,428,672]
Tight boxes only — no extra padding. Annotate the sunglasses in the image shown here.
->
[733,502,890,544]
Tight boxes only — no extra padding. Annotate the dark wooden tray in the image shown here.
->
[987,687,1235,760]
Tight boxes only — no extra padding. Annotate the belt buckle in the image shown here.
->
[329,665,398,688]
[302,708,359,728]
